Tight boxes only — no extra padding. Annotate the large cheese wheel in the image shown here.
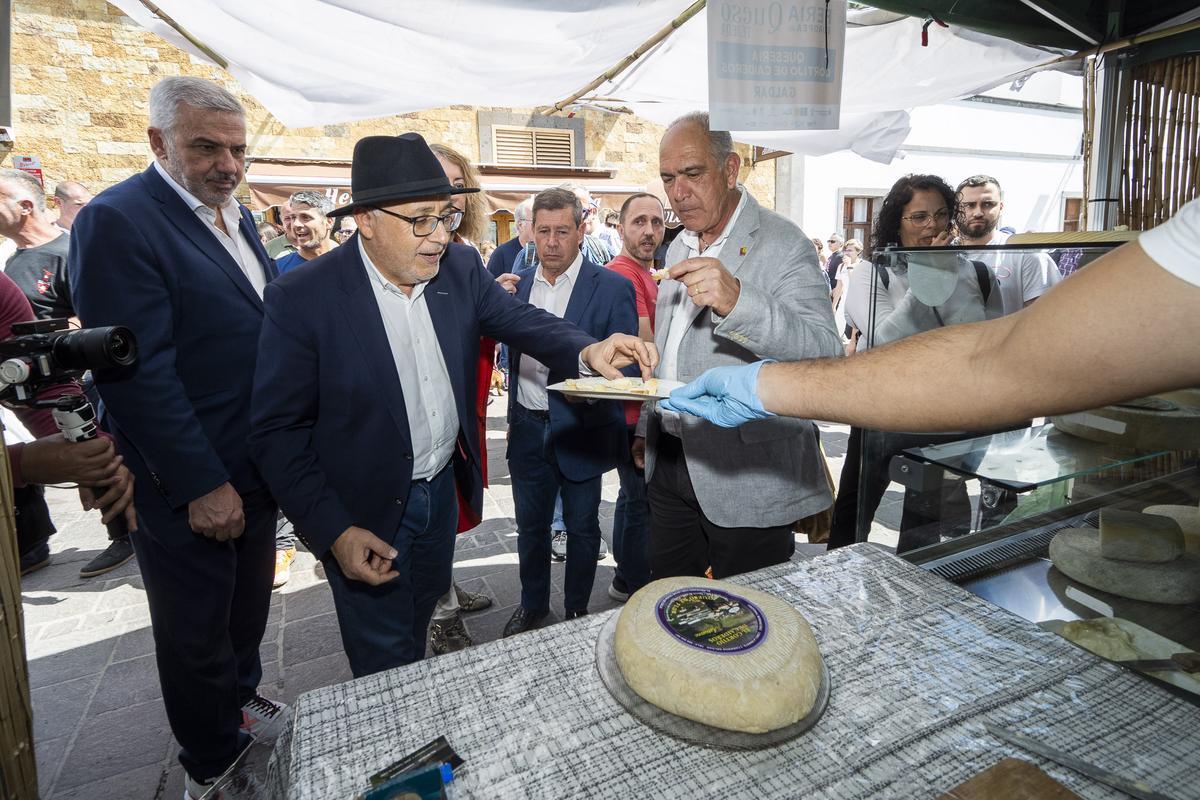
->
[613,577,823,734]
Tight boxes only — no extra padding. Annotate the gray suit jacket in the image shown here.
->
[640,191,842,528]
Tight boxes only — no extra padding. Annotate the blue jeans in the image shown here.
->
[612,425,650,593]
[323,464,457,677]
[508,405,603,614]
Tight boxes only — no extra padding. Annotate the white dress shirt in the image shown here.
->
[152,160,267,298]
[658,188,748,435]
[517,251,584,411]
[360,238,459,480]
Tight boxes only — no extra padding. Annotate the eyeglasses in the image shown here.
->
[901,208,950,226]
[374,207,462,236]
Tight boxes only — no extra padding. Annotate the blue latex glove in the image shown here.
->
[660,360,776,428]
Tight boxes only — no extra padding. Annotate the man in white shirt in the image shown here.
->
[634,112,842,582]
[67,77,284,800]
[249,139,655,667]
[956,175,1061,314]
[502,187,640,636]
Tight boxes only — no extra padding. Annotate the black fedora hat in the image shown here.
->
[327,133,479,218]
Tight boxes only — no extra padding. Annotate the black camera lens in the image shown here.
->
[50,326,138,371]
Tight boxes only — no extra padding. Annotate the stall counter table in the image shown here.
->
[267,545,1200,799]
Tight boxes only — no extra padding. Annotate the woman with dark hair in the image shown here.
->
[832,174,1001,553]
[845,174,997,351]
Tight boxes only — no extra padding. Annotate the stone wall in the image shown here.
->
[7,1,774,205]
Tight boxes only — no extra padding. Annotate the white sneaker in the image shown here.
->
[184,772,219,800]
[550,530,568,561]
[240,694,288,738]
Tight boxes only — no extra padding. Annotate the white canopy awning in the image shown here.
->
[110,1,1065,164]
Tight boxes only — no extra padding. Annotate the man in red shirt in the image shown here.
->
[604,192,665,601]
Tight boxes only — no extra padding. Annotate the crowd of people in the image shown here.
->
[4,72,1193,799]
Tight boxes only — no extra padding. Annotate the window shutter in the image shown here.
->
[532,129,573,167]
[494,128,535,166]
[493,126,574,167]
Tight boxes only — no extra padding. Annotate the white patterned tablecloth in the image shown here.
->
[268,545,1200,799]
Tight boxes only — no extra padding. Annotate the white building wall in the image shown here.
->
[784,71,1084,244]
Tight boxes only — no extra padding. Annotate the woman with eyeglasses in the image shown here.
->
[843,174,1000,353]
[832,174,1002,553]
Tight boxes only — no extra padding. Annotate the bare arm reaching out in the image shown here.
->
[663,239,1200,431]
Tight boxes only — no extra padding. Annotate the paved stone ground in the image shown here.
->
[19,398,895,799]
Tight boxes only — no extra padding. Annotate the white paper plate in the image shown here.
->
[547,378,682,401]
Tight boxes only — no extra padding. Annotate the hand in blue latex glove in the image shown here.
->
[660,360,776,428]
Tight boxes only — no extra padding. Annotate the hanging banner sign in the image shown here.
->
[707,1,846,131]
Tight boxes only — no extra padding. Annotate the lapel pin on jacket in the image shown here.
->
[740,246,748,256]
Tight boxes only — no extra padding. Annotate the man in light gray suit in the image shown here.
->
[633,112,842,579]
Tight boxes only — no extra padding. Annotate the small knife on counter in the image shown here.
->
[983,723,1180,800]
[1118,652,1200,673]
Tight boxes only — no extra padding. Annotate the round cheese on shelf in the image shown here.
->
[613,577,823,734]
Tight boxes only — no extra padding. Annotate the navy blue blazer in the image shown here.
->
[485,236,522,278]
[67,165,278,517]
[249,239,597,558]
[508,257,638,481]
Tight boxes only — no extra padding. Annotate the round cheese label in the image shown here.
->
[655,587,767,654]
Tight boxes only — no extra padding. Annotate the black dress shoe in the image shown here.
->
[79,536,135,578]
[502,607,548,637]
[564,609,588,621]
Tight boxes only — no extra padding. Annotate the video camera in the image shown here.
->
[0,318,136,406]
[1,317,137,443]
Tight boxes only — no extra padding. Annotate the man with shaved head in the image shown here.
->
[636,111,841,581]
[53,180,93,231]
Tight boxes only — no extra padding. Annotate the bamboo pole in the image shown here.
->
[137,0,229,69]
[1166,59,1182,218]
[1119,54,1200,229]
[0,439,36,800]
[540,0,706,115]
[1187,58,1200,207]
[1081,56,1094,231]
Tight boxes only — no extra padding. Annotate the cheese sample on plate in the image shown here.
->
[564,376,660,395]
[614,577,822,734]
[1059,618,1140,661]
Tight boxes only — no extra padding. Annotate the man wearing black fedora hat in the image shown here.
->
[249,132,656,676]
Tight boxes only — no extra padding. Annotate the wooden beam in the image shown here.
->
[541,0,706,116]
[1047,18,1200,67]
[137,0,228,69]
[751,146,791,164]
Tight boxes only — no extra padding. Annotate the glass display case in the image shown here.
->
[845,241,1200,704]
